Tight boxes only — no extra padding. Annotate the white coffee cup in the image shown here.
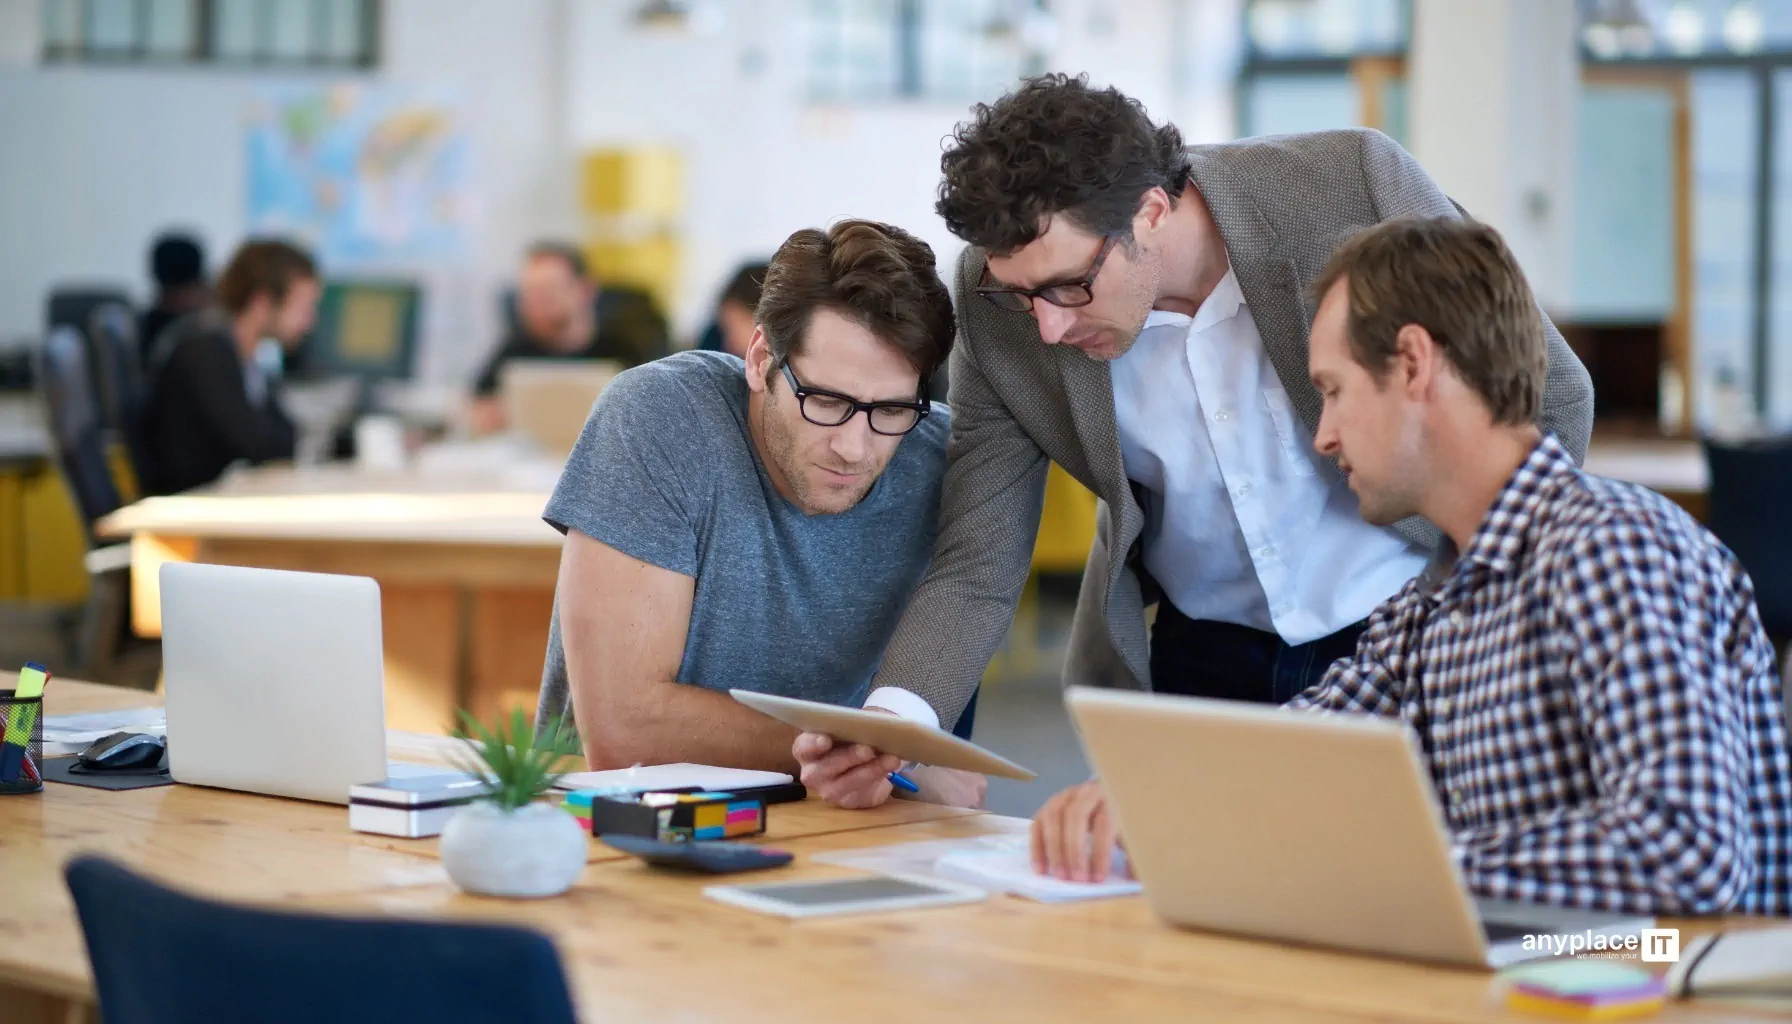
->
[354,414,407,473]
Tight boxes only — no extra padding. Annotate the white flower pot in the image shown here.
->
[440,801,587,898]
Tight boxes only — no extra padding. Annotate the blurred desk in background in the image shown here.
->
[97,445,566,732]
[1584,437,1707,520]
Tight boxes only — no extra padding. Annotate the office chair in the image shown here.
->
[86,301,149,498]
[47,286,133,337]
[1704,436,1792,643]
[37,327,155,687]
[1704,436,1792,731]
[39,326,121,530]
[65,856,581,1024]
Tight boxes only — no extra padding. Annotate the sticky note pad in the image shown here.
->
[1506,989,1665,1020]
[1503,960,1664,998]
[1502,960,1666,1021]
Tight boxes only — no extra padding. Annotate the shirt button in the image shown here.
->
[1235,483,1252,499]
[1449,610,1466,627]
[1214,410,1231,423]
[1256,545,1274,559]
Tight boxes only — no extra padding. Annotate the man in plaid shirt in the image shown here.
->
[1034,217,1792,916]
[1283,217,1792,916]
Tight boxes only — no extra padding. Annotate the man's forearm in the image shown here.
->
[577,679,799,772]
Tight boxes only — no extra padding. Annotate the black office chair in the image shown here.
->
[47,286,134,337]
[37,327,156,686]
[1704,436,1792,645]
[39,326,121,531]
[65,856,580,1024]
[87,301,150,497]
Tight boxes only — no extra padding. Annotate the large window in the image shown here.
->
[40,0,379,68]
[802,0,1048,104]
[1581,0,1792,429]
[1236,0,1408,140]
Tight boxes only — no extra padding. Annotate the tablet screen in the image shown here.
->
[738,877,954,908]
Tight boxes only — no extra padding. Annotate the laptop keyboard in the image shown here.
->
[1482,920,1535,943]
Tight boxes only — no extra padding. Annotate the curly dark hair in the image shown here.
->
[937,73,1194,256]
[757,220,955,381]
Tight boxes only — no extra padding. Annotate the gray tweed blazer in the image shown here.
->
[876,128,1595,727]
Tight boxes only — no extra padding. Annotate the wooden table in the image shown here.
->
[6,683,1785,1024]
[95,456,567,732]
[0,681,979,1023]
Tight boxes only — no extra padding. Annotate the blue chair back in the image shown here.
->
[1704,436,1792,640]
[87,301,152,492]
[39,325,122,534]
[47,286,133,335]
[64,856,580,1024]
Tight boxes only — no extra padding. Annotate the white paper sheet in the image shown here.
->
[42,708,167,756]
[815,816,1141,903]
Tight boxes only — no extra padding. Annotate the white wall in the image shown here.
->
[1409,0,1579,310]
[0,0,1225,372]
[0,0,39,67]
[563,0,1224,337]
[0,0,571,383]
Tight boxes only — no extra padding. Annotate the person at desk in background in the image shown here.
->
[1037,217,1792,916]
[534,220,984,809]
[795,73,1595,808]
[468,242,671,435]
[138,232,209,363]
[697,262,770,358]
[141,240,319,496]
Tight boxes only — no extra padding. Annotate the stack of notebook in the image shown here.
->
[1668,928,1792,1011]
[1501,961,1667,1020]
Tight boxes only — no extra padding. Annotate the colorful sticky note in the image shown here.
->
[1506,989,1665,1021]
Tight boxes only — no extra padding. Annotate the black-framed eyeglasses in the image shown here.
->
[779,361,931,436]
[975,233,1119,313]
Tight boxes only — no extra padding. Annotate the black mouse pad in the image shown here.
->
[41,752,174,790]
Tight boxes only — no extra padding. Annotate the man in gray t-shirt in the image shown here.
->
[537,220,982,807]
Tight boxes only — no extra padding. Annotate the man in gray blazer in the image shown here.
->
[792,75,1593,812]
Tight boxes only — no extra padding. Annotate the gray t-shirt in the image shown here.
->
[536,350,950,731]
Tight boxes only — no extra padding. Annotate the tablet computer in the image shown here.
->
[704,874,988,918]
[729,690,1036,780]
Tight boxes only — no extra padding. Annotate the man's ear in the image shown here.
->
[743,325,772,395]
[1133,186,1174,241]
[1392,323,1437,401]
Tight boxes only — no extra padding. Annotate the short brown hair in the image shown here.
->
[1312,217,1545,425]
[215,239,317,315]
[756,220,955,381]
[937,73,1193,255]
[525,241,589,280]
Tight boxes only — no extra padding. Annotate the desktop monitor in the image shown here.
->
[299,279,421,381]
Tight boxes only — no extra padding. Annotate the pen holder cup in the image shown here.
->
[0,691,44,795]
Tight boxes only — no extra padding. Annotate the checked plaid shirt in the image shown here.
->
[1288,434,1791,916]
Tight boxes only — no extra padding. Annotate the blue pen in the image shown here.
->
[887,770,920,794]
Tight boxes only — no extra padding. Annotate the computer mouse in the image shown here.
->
[77,731,166,771]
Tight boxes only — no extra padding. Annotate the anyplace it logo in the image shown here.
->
[1519,928,1680,962]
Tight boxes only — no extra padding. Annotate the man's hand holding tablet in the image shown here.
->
[731,690,1029,811]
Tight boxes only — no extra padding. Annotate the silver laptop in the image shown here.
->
[160,562,437,804]
[1067,687,1652,968]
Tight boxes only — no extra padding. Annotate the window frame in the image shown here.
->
[40,0,381,70]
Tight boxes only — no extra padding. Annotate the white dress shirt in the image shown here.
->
[865,267,1427,731]
[1108,267,1426,646]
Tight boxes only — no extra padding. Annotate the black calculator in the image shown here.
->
[599,834,794,874]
